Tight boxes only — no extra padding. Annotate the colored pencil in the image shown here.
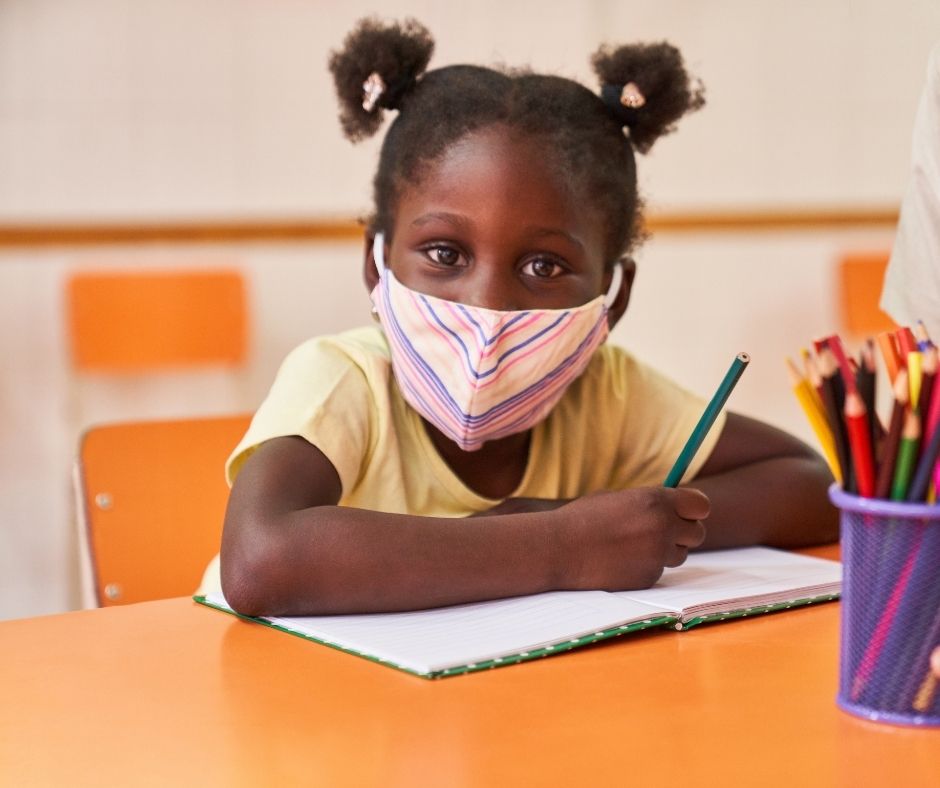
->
[917,345,937,436]
[891,408,921,501]
[664,352,749,488]
[914,319,933,351]
[913,673,938,713]
[845,390,876,498]
[874,370,909,500]
[896,326,919,361]
[823,334,858,394]
[800,348,826,415]
[876,331,901,384]
[857,340,883,448]
[786,357,842,483]
[818,347,854,493]
[898,606,940,712]
[850,523,926,701]
[907,397,940,502]
[907,351,923,409]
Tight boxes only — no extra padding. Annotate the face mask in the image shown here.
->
[370,233,621,451]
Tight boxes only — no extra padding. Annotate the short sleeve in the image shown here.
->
[226,338,378,495]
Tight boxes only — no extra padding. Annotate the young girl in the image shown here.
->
[209,18,838,616]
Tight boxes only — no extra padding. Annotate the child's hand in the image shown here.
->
[556,487,709,591]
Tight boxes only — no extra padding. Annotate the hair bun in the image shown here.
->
[591,42,704,154]
[328,17,434,142]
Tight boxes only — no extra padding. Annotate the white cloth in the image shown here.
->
[881,44,940,341]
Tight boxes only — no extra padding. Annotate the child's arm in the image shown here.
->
[684,412,839,549]
[220,436,709,616]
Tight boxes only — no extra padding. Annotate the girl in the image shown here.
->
[210,18,837,616]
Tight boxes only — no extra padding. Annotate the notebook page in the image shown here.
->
[205,591,663,674]
[613,546,841,615]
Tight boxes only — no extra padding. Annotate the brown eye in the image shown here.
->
[522,258,563,278]
[428,246,460,266]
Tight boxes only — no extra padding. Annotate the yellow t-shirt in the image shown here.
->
[198,325,724,594]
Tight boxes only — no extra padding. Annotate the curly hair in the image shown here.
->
[328,17,704,261]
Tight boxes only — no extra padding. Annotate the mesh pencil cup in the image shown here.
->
[829,484,940,727]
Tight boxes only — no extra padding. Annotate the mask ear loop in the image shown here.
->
[603,260,624,309]
[373,231,387,274]
[370,232,387,321]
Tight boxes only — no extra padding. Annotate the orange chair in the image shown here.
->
[836,252,897,336]
[66,269,247,372]
[74,414,251,606]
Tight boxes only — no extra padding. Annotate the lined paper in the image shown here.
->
[616,547,841,617]
[202,547,840,675]
[207,590,658,674]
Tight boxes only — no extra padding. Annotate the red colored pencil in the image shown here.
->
[823,334,858,395]
[896,327,919,360]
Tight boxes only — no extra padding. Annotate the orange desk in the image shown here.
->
[3,559,938,786]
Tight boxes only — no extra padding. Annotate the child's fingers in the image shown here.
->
[931,646,940,678]
[674,517,706,549]
[669,487,710,521]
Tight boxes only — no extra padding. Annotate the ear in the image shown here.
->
[605,257,636,331]
[362,229,380,295]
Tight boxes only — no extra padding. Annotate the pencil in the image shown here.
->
[664,352,750,488]
[914,319,933,351]
[818,348,854,492]
[823,334,858,394]
[874,370,909,500]
[913,673,938,713]
[907,392,940,502]
[917,344,937,433]
[907,351,923,409]
[786,357,842,483]
[800,348,826,415]
[896,326,919,361]
[845,390,876,497]
[857,340,883,448]
[891,408,920,501]
[876,331,901,384]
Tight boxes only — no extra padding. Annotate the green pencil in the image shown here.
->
[890,409,920,501]
[664,352,750,487]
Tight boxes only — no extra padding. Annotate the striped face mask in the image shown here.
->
[371,233,620,451]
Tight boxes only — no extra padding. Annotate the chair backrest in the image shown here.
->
[837,252,897,336]
[75,414,251,606]
[66,269,247,372]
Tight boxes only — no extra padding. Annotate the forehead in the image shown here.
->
[394,125,608,257]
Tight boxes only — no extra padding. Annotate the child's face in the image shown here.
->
[384,125,613,312]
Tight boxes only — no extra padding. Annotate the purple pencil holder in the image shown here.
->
[829,484,940,727]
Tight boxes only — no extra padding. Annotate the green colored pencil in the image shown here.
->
[664,352,750,487]
[890,409,920,501]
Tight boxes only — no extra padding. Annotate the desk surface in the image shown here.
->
[2,546,938,787]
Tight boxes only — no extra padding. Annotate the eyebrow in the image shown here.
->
[411,212,473,230]
[525,226,584,251]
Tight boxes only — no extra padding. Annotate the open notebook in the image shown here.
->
[196,546,840,679]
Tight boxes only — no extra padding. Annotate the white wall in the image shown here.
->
[0,0,933,619]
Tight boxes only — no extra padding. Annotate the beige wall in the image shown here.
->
[0,0,933,619]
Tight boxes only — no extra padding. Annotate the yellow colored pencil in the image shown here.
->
[787,357,842,483]
[908,350,923,409]
[913,671,937,713]
[800,348,825,415]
